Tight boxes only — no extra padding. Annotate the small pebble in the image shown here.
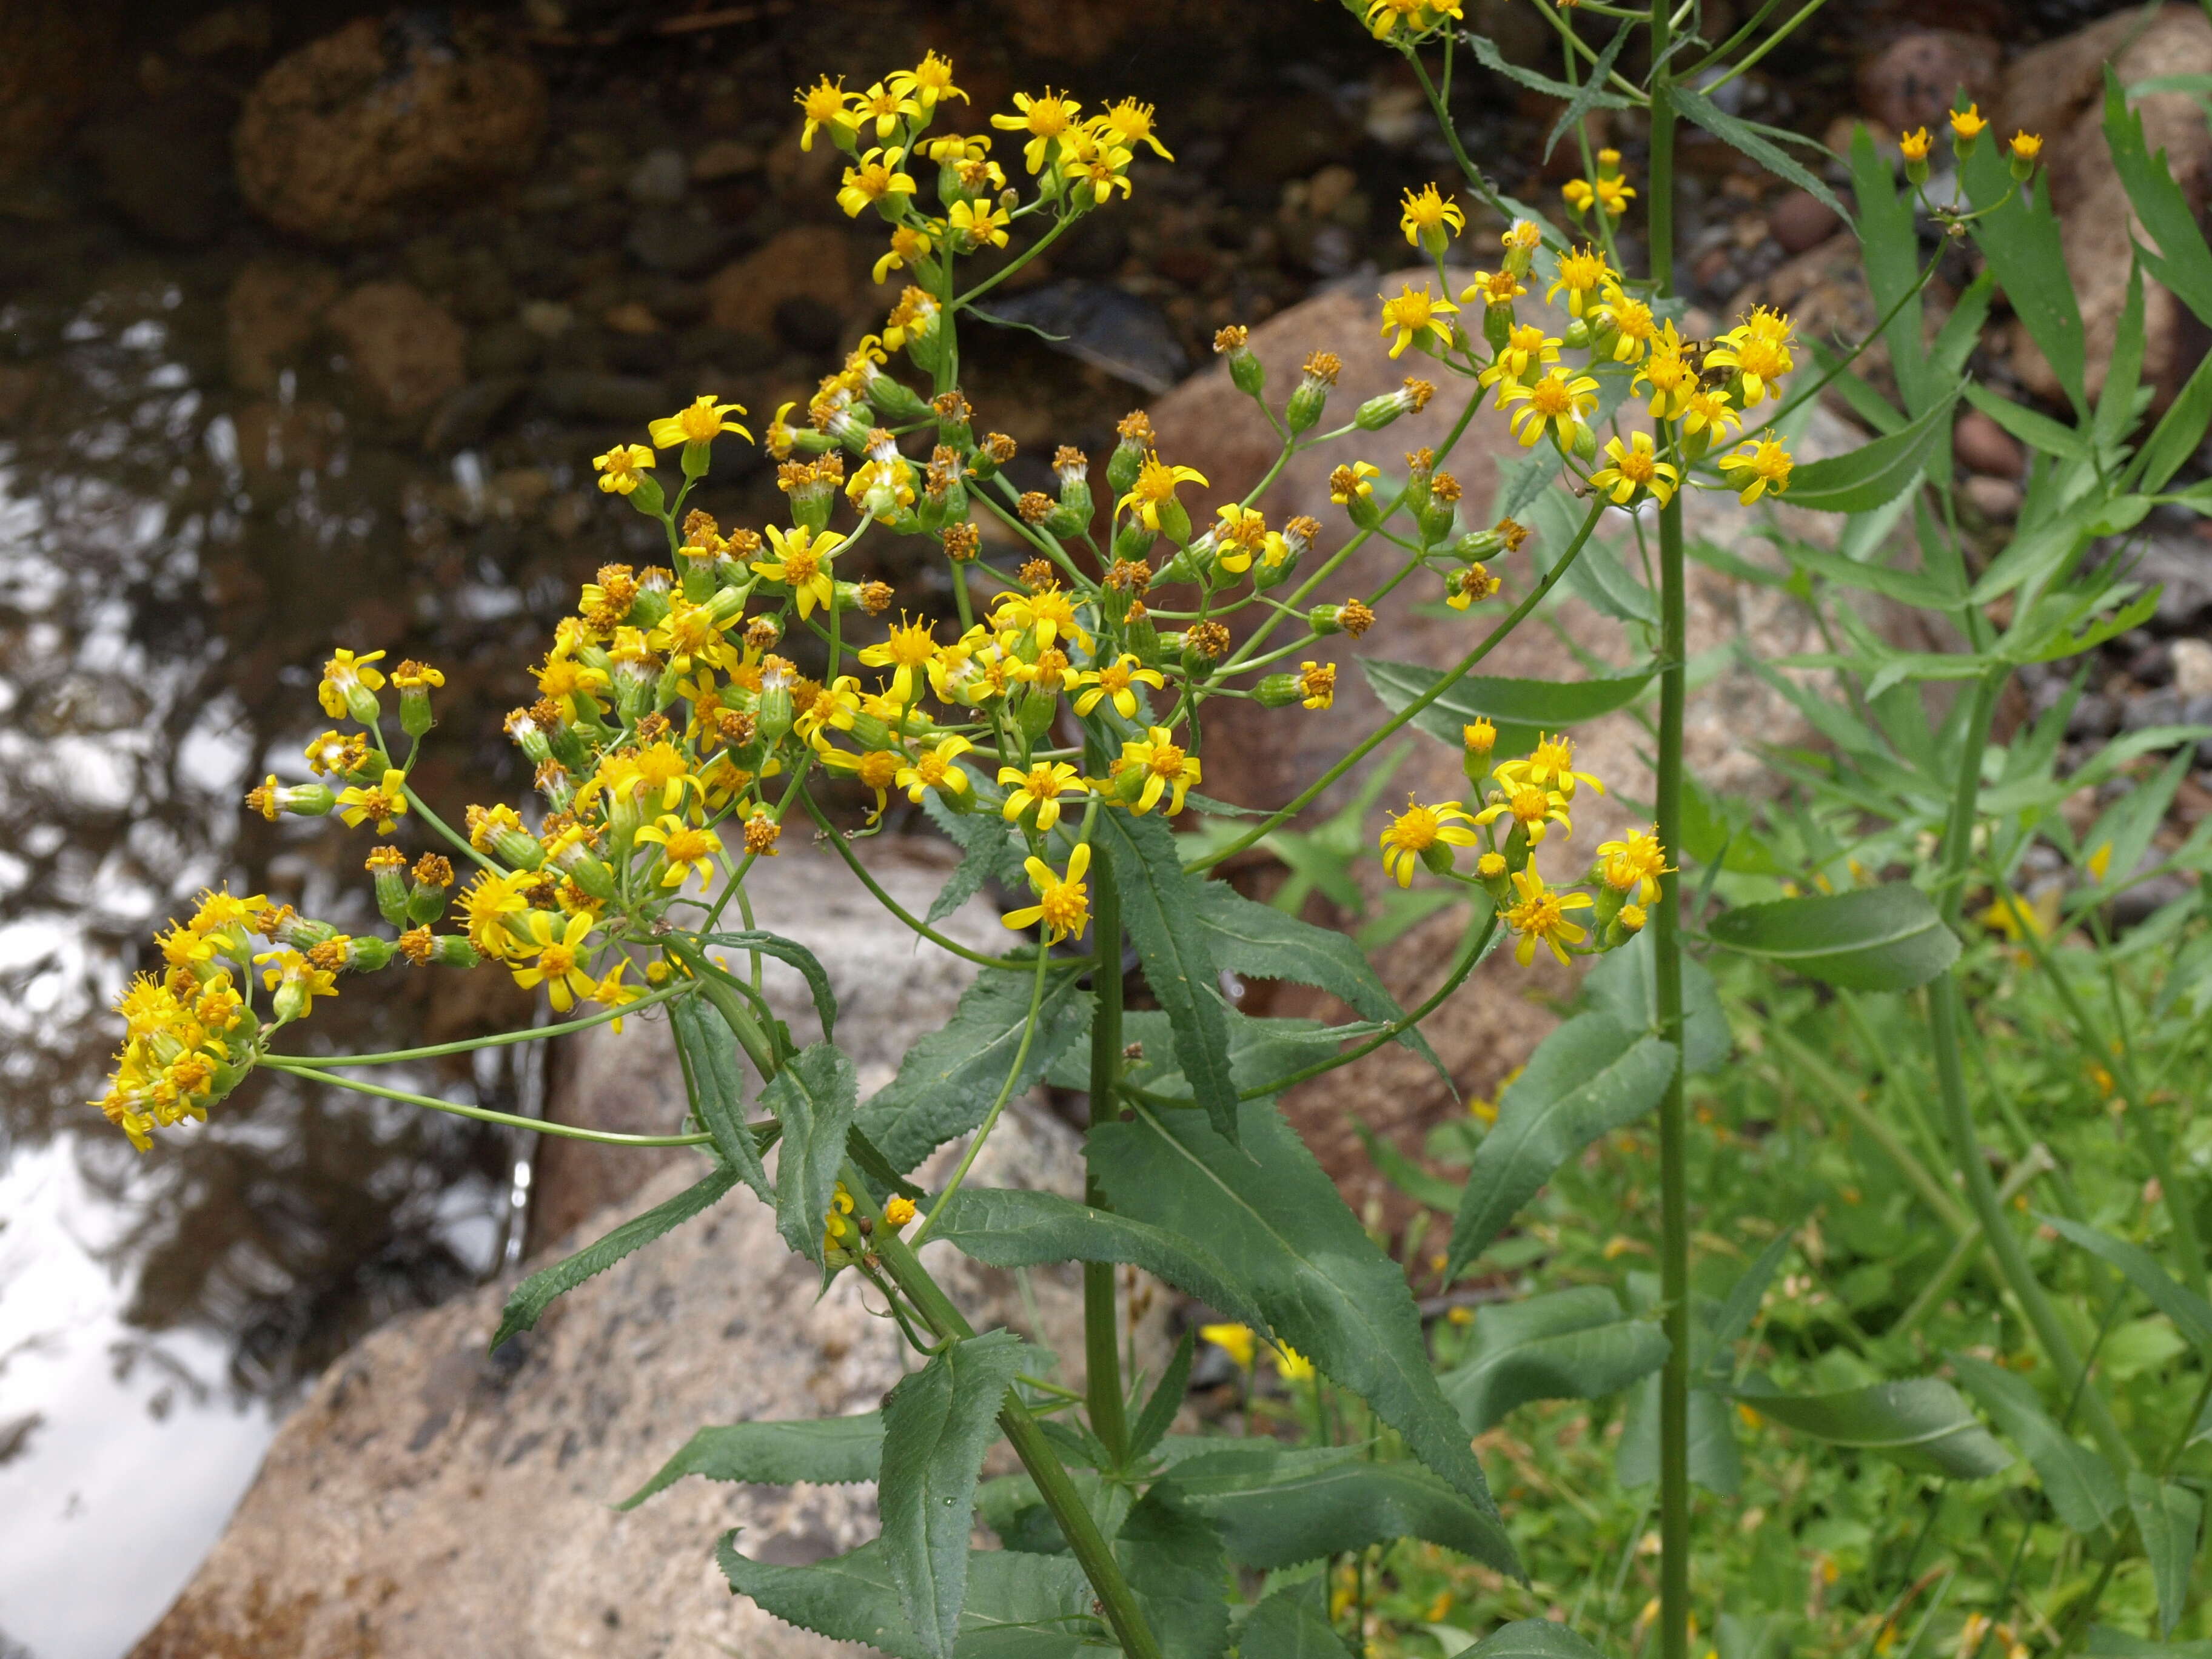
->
[1961,475,2020,522]
[626,148,688,207]
[2173,637,2212,697]
[1953,409,2025,478]
[1768,189,1841,254]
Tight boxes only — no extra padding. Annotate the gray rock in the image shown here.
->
[982,280,1190,395]
[628,207,736,276]
[424,376,528,453]
[627,147,691,206]
[540,369,669,424]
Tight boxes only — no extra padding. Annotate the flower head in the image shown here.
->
[794,75,851,150]
[991,89,1082,173]
[1546,246,1611,317]
[511,910,600,1012]
[1950,103,1987,142]
[895,734,975,803]
[1378,281,1459,359]
[1504,866,1594,965]
[1098,98,1173,160]
[592,443,655,495]
[1706,307,1795,406]
[1116,452,1207,534]
[752,524,843,618]
[1114,726,1201,817]
[1002,842,1093,943]
[1497,367,1600,451]
[1071,654,1165,720]
[1587,430,1680,506]
[649,395,751,450]
[1400,183,1466,251]
[997,760,1088,831]
[635,815,724,888]
[1597,825,1672,904]
[1718,432,1794,503]
[1899,127,1932,162]
[837,146,918,218]
[1378,795,1478,886]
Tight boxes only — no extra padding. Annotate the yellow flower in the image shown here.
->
[1497,367,1600,451]
[1116,452,1208,533]
[991,89,1082,174]
[317,647,387,718]
[459,870,530,959]
[1592,175,1636,216]
[1378,281,1458,359]
[1593,283,1659,364]
[2010,130,2042,163]
[1899,127,1931,162]
[1478,322,1560,391]
[1116,726,1201,817]
[1598,825,1672,905]
[848,81,921,140]
[1378,795,1478,886]
[1002,842,1093,943]
[1399,183,1465,250]
[751,524,843,618]
[1499,732,1606,800]
[1298,661,1335,710]
[1462,267,1526,309]
[1546,245,1610,317]
[1364,0,1466,39]
[635,814,725,888]
[1200,1322,1256,1369]
[1587,430,1680,506]
[888,51,965,111]
[1275,1345,1316,1382]
[648,395,750,450]
[947,196,1011,249]
[874,223,935,284]
[1447,564,1501,610]
[1473,779,1574,847]
[836,147,917,218]
[990,583,1092,654]
[592,443,655,495]
[1705,306,1795,406]
[794,75,850,151]
[1097,98,1173,160]
[1681,387,1740,446]
[1504,866,1595,966]
[1210,502,1273,573]
[882,1193,920,1227]
[858,615,940,707]
[1950,103,1987,142]
[1061,132,1134,206]
[1330,460,1380,504]
[1071,653,1165,719]
[511,910,599,1012]
[819,746,903,823]
[1633,321,1697,418]
[895,734,975,803]
[997,760,1088,831]
[336,768,410,833]
[1718,433,1794,503]
[390,660,443,691]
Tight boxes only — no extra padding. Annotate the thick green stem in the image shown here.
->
[1084,851,1130,1464]
[1925,674,2135,1470]
[867,1219,1164,1659]
[1646,15,1692,1659]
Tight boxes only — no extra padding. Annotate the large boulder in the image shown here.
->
[1145,270,1857,1216]
[132,847,1126,1659]
[2002,4,2212,410]
[233,14,548,243]
[0,0,118,181]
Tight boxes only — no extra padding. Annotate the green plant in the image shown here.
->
[95,8,2211,1659]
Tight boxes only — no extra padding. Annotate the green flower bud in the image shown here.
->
[429,934,482,968]
[372,863,410,927]
[625,471,667,518]
[347,936,396,972]
[1253,673,1302,709]
[1309,603,1346,635]
[1563,317,1592,350]
[1113,520,1159,564]
[1017,684,1059,740]
[1483,303,1513,352]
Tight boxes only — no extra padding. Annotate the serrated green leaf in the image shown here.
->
[1464,31,1632,112]
[717,1532,1097,1658]
[923,785,1030,925]
[1442,1287,1670,1433]
[698,928,839,1039]
[1118,1493,1232,1659]
[1965,141,2087,417]
[671,995,773,1204]
[1707,885,1959,991]
[930,1187,1265,1332]
[2041,1217,2212,1356]
[1543,21,1635,160]
[856,962,1091,1173]
[1583,931,1731,1076]
[1157,1443,1517,1573]
[1102,809,1241,1142]
[2106,67,2212,328]
[1673,84,1851,227]
[2096,262,2149,455]
[1360,660,1655,760]
[1963,382,2091,462]
[1851,126,1932,416]
[1241,1586,1353,1657]
[766,1044,859,1266]
[621,1412,882,1509]
[1091,1098,1508,1529]
[880,1329,1029,1659]
[1130,1331,1196,1464]
[1734,1377,2011,1477]
[1191,882,1444,1082]
[2128,1472,2205,1637]
[491,1163,739,1352]
[1444,1013,1677,1278]
[1464,1621,1610,1659]
[1783,392,1960,514]
[1950,1355,2125,1541]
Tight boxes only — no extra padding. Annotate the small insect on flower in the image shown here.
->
[1002,842,1094,943]
[1399,183,1465,252]
[1378,281,1459,359]
[1718,432,1794,503]
[1378,796,1479,886]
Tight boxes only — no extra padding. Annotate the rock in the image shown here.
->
[1729,230,1877,345]
[226,260,340,392]
[981,280,1190,395]
[1962,474,2022,521]
[234,15,548,243]
[326,281,468,418]
[2003,5,2212,410]
[773,295,846,354]
[627,207,736,276]
[627,147,689,206]
[706,226,863,339]
[1768,188,1842,255]
[520,299,576,337]
[423,376,528,452]
[470,320,545,377]
[1953,408,2024,477]
[79,81,237,244]
[0,0,118,181]
[1855,30,2002,136]
[603,301,664,335]
[2173,637,2212,696]
[1145,269,1850,1221]
[133,845,1151,1659]
[691,138,762,183]
[176,3,272,59]
[540,370,668,426]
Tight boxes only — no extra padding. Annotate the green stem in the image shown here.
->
[1646,15,1691,1658]
[262,1059,713,1146]
[867,1217,1164,1659]
[1891,1145,2053,1338]
[662,937,781,1080]
[1761,1025,1970,1235]
[800,789,1046,972]
[1189,497,1610,875]
[270,985,688,1067]
[1925,673,2135,1470]
[909,945,1051,1246]
[1084,840,1130,1465]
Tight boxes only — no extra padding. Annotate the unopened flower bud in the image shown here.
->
[1253,672,1302,708]
[368,848,410,926]
[1356,378,1436,432]
[1285,351,1341,434]
[1215,325,1265,397]
[1563,317,1592,350]
[1107,412,1153,496]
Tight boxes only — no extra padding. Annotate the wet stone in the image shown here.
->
[626,207,734,276]
[538,370,668,424]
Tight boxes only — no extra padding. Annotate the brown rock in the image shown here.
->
[225,260,340,392]
[0,0,118,181]
[1768,188,1843,255]
[2003,5,2212,410]
[326,281,468,418]
[233,15,547,243]
[705,226,864,339]
[1856,30,2002,136]
[1147,270,1849,1228]
[1953,407,2025,477]
[1962,474,2022,521]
